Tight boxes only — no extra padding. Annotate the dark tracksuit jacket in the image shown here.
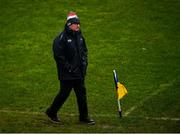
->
[53,25,88,80]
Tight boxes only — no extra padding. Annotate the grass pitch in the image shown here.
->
[0,0,180,132]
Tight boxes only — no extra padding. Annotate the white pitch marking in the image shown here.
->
[0,109,179,121]
[124,80,176,116]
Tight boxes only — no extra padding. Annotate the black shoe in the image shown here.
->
[80,118,95,125]
[45,108,60,124]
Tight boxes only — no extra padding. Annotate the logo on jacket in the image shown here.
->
[67,39,72,43]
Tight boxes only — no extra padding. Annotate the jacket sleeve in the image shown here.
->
[81,36,88,76]
[83,37,88,65]
[53,34,72,72]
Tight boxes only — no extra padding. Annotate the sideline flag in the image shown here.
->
[117,82,128,100]
[113,69,128,117]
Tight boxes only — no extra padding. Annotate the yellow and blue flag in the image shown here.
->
[117,82,128,99]
[113,70,128,100]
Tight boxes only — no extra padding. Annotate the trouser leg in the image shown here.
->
[73,79,88,120]
[49,80,72,115]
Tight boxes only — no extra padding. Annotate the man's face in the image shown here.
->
[69,23,80,31]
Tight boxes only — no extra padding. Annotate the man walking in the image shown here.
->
[46,12,95,125]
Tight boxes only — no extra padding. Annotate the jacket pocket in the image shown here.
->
[64,62,72,72]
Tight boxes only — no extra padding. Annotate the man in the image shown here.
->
[46,12,95,125]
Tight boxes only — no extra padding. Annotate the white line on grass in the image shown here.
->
[0,109,180,121]
[0,80,177,121]
[145,117,180,121]
[123,79,176,117]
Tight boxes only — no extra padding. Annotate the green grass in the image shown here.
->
[0,0,180,132]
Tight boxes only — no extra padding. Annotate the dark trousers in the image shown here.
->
[49,79,88,120]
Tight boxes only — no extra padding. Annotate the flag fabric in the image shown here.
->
[117,82,128,100]
[113,70,128,100]
[113,69,128,117]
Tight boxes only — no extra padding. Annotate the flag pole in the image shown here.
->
[113,70,122,118]
[118,99,122,117]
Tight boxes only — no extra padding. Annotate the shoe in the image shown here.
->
[80,118,95,125]
[45,108,60,124]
